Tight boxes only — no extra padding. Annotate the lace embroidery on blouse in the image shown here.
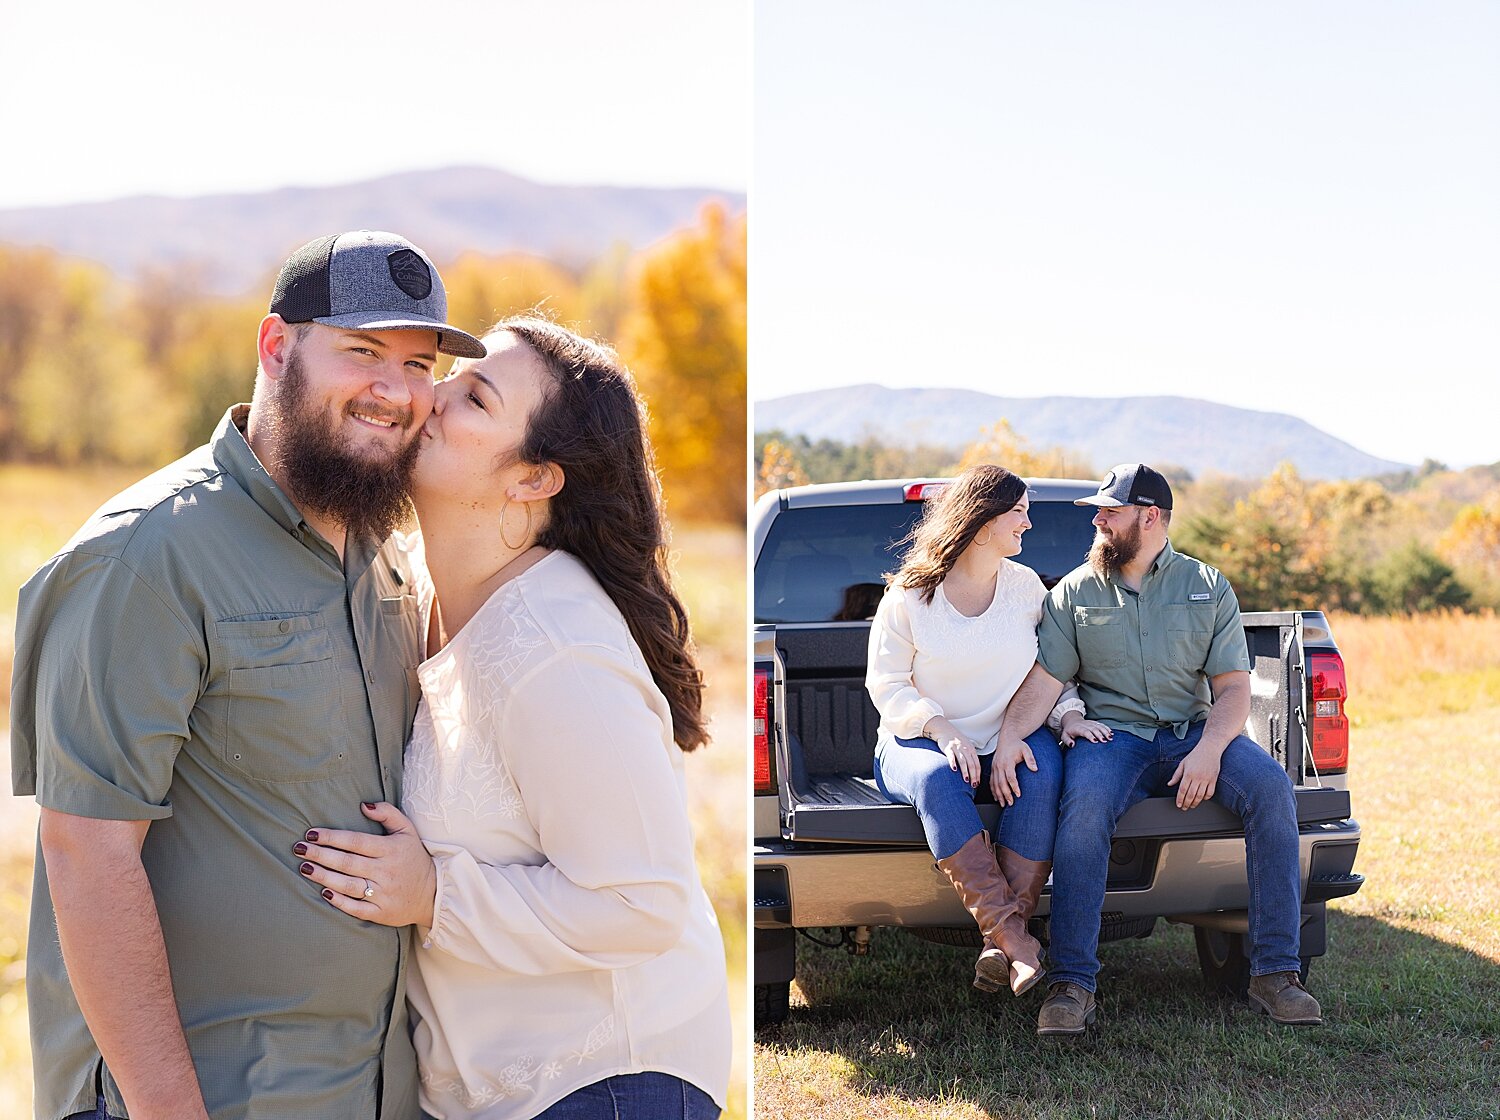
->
[403,583,549,830]
[419,1013,615,1107]
[915,562,1042,656]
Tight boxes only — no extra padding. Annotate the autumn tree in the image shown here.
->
[756,438,809,497]
[619,203,747,525]
[0,246,68,459]
[1438,492,1500,607]
[440,252,584,375]
[952,420,1091,479]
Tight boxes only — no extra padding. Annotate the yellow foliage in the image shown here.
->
[756,439,809,497]
[0,227,746,517]
[619,204,747,525]
[440,253,584,373]
[953,419,1089,479]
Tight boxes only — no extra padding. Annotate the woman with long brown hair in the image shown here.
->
[298,317,730,1119]
[868,464,1099,998]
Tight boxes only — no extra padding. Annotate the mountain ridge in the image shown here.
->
[757,384,1409,480]
[0,165,744,294]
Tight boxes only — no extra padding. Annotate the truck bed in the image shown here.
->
[770,612,1332,846]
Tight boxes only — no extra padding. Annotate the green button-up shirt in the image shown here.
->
[1036,540,1251,741]
[11,406,423,1120]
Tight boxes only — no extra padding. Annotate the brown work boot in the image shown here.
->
[974,848,1052,993]
[1247,971,1323,1026]
[1036,981,1096,1036]
[937,832,1046,996]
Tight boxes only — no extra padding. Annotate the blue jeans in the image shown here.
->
[1049,722,1303,992]
[874,728,1064,861]
[532,1071,720,1119]
[64,1098,121,1120]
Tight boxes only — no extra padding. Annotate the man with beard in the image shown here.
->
[11,231,485,1119]
[996,463,1320,1036]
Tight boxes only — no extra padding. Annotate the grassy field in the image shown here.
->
[0,464,748,1120]
[755,612,1500,1120]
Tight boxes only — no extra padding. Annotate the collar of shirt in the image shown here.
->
[1103,539,1179,598]
[212,404,379,581]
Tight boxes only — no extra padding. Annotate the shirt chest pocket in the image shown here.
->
[1074,605,1127,669]
[1165,603,1216,669]
[216,615,350,783]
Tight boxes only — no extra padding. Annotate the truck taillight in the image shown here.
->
[904,482,948,501]
[1309,651,1349,773]
[754,665,775,794]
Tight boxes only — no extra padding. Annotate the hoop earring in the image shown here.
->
[500,497,533,551]
[974,528,993,547]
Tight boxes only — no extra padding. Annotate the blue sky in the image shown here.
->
[752,1,1499,469]
[0,0,748,206]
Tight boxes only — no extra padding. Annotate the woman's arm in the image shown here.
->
[865,586,944,738]
[1045,681,1087,733]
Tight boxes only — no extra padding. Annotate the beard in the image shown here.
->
[1088,511,1144,578]
[262,348,419,542]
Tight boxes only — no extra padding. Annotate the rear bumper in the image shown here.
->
[754,817,1362,930]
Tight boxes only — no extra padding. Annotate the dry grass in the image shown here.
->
[1329,608,1500,726]
[0,464,748,1119]
[755,613,1500,1119]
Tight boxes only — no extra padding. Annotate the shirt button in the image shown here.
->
[367,670,377,684]
[278,620,290,633]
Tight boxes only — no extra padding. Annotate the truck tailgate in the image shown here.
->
[784,776,1352,845]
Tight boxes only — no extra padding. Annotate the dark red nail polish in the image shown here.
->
[300,862,314,876]
[362,802,377,810]
[322,888,334,901]
[305,830,319,842]
[293,842,308,856]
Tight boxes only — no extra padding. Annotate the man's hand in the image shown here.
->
[925,716,982,787]
[990,733,1037,806]
[1167,742,1223,810]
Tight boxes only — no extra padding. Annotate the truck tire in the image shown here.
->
[755,981,791,1028]
[1194,927,1312,997]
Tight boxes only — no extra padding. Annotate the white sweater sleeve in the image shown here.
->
[866,585,943,739]
[420,644,695,975]
[1046,681,1087,732]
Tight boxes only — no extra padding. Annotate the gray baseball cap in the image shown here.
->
[269,230,486,359]
[1074,463,1174,510]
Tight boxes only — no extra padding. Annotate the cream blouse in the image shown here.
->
[402,550,730,1119]
[867,561,1084,754]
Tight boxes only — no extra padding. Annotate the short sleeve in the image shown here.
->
[1204,580,1252,677]
[14,553,202,819]
[1036,584,1081,684]
[865,585,943,738]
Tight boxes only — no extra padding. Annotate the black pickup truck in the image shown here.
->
[752,477,1364,1026]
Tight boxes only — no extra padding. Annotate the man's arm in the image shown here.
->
[992,663,1067,803]
[40,810,210,1120]
[1166,670,1252,810]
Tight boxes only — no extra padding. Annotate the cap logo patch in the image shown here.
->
[387,249,432,299]
[1102,471,1116,488]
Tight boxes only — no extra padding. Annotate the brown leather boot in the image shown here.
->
[1247,971,1323,1026]
[998,847,1052,923]
[975,848,1052,993]
[936,832,1046,996]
